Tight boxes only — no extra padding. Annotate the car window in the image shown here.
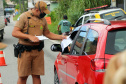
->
[105,29,126,55]
[71,31,87,55]
[71,26,89,55]
[82,29,98,55]
[84,16,90,23]
[62,31,78,54]
[91,15,95,19]
[75,17,83,27]
[100,10,125,20]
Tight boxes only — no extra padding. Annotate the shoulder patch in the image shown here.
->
[40,25,43,30]
[17,17,20,21]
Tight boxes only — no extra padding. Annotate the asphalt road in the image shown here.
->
[0,16,60,84]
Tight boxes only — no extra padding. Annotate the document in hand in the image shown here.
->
[36,35,48,40]
[61,36,72,52]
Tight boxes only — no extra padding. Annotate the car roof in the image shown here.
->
[98,8,122,14]
[108,20,126,29]
[88,20,126,31]
[73,20,126,32]
[81,8,122,17]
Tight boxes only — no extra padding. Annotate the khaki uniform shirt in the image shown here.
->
[15,10,49,45]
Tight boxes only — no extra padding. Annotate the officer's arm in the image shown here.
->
[43,30,66,40]
[12,27,39,42]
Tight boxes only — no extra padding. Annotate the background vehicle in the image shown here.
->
[5,13,10,23]
[4,17,7,26]
[0,0,5,41]
[6,13,11,18]
[73,5,126,28]
[51,19,126,84]
[5,16,10,23]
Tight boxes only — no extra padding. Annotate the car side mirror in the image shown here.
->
[50,44,62,52]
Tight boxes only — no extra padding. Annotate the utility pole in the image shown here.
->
[19,0,21,13]
[22,0,25,12]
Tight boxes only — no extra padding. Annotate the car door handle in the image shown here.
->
[74,63,78,66]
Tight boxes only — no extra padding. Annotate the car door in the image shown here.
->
[66,28,99,84]
[65,26,89,84]
[78,29,99,84]
[57,30,79,84]
[74,17,84,28]
[57,52,67,84]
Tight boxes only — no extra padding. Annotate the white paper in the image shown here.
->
[61,36,72,52]
[36,35,48,40]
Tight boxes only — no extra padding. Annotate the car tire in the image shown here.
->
[54,70,59,84]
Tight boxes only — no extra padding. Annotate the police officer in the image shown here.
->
[12,1,66,84]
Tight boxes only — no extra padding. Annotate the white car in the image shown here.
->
[73,5,126,28]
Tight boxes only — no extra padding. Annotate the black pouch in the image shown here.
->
[38,41,44,51]
[13,44,19,58]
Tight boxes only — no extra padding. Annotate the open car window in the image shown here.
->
[70,26,89,55]
[82,29,98,55]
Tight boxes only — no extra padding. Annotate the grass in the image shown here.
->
[48,21,60,34]
[13,14,21,21]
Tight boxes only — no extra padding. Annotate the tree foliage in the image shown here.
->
[50,0,111,24]
[3,0,8,8]
[10,0,19,4]
[10,0,28,13]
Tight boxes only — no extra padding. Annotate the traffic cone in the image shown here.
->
[0,73,2,84]
[0,51,7,66]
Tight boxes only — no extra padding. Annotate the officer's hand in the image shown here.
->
[28,35,39,42]
[61,35,67,40]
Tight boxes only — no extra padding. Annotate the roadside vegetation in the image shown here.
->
[13,14,21,21]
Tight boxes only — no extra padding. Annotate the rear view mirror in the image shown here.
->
[72,24,75,27]
[50,44,61,52]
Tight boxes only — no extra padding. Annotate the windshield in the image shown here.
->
[105,29,126,55]
[100,10,125,20]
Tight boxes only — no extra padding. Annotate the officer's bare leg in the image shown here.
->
[32,75,41,84]
[17,76,28,84]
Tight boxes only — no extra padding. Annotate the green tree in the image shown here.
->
[3,0,7,8]
[10,0,19,4]
[11,0,28,13]
[15,4,19,9]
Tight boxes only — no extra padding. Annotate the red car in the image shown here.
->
[51,19,126,84]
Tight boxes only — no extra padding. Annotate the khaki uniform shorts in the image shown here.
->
[18,50,44,77]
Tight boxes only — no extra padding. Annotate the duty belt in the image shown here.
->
[13,41,44,58]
